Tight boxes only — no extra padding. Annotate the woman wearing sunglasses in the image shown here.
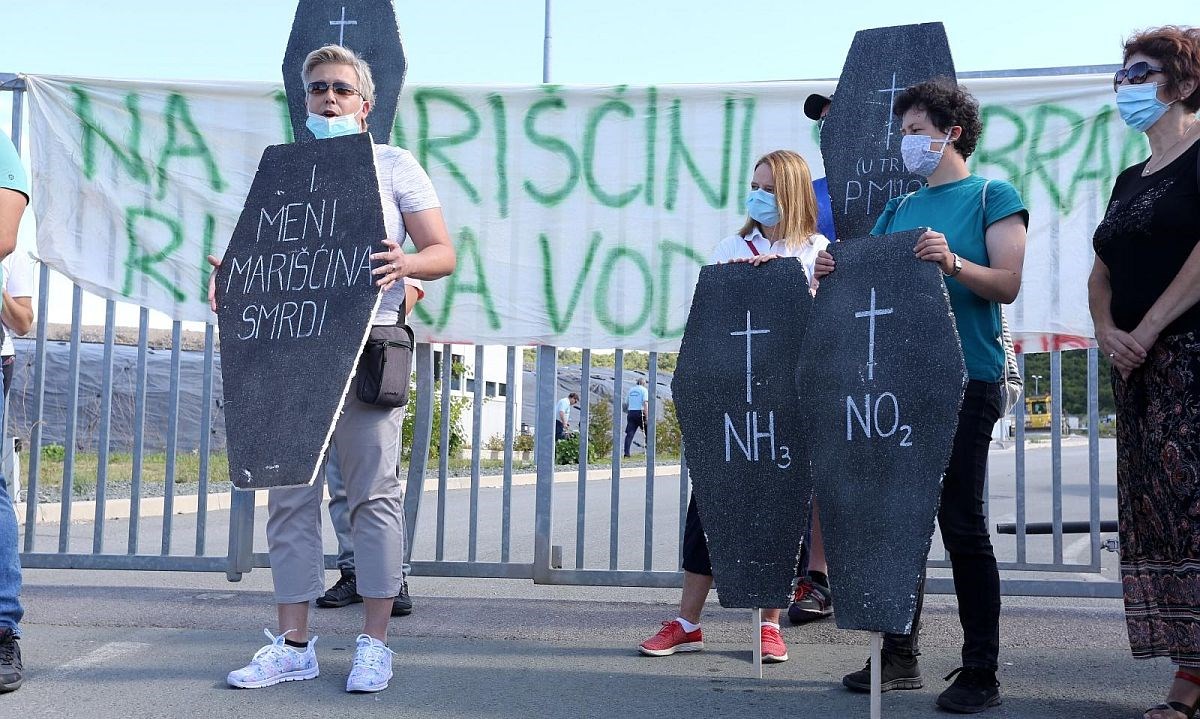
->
[212,44,455,694]
[1089,25,1200,719]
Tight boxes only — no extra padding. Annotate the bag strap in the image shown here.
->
[744,238,760,256]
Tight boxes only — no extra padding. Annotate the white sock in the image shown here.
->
[676,617,700,633]
[760,621,780,629]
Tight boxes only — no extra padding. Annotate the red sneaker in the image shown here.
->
[638,620,704,656]
[760,624,789,663]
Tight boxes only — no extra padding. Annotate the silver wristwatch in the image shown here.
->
[944,253,963,277]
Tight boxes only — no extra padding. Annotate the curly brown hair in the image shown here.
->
[891,78,983,160]
[1123,25,1200,112]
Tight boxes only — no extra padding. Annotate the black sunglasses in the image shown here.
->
[1113,61,1165,92]
[307,81,361,97]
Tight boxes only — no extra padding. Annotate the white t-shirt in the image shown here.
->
[556,397,572,422]
[374,145,440,326]
[709,228,772,264]
[768,234,831,284]
[1,251,34,357]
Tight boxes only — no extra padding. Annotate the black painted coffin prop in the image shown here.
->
[216,133,386,489]
[798,230,967,633]
[283,0,407,142]
[820,22,955,242]
[673,260,814,608]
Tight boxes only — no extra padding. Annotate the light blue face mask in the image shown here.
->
[900,130,953,177]
[745,188,779,227]
[306,111,361,139]
[1116,83,1174,132]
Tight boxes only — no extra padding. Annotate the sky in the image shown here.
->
[1,0,1190,87]
[0,0,1194,328]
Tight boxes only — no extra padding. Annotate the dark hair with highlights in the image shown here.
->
[1123,25,1200,112]
[892,78,983,160]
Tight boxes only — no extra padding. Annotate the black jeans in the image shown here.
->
[883,380,1003,671]
[623,410,645,456]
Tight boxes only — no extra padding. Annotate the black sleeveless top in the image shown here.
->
[1093,138,1200,336]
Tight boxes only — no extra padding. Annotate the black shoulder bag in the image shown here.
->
[356,298,415,408]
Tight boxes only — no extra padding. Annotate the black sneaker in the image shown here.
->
[787,576,833,624]
[391,581,413,617]
[316,569,362,608]
[0,626,23,693]
[842,652,923,693]
[936,667,1001,713]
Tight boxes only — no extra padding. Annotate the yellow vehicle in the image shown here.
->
[1025,394,1068,432]
[1025,395,1052,429]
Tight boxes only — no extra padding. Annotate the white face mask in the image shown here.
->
[900,129,954,177]
[305,111,361,139]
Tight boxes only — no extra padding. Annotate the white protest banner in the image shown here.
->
[26,72,1143,351]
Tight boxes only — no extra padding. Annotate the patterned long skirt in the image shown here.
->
[1116,331,1200,666]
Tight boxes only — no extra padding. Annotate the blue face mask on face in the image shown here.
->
[901,130,953,177]
[306,111,361,139]
[1116,83,1174,132]
[745,188,779,227]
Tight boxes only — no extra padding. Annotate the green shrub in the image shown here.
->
[655,399,683,458]
[513,433,534,453]
[400,379,469,460]
[41,444,66,462]
[485,433,505,451]
[555,432,581,465]
[586,400,614,460]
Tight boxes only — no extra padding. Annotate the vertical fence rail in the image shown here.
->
[127,308,150,555]
[436,344,452,561]
[468,344,484,562]
[195,324,216,556]
[575,349,591,569]
[57,285,84,552]
[1050,350,1064,564]
[1014,353,1027,564]
[22,262,50,552]
[160,322,183,555]
[608,350,623,570]
[532,346,557,582]
[1087,348,1102,569]
[402,343,434,562]
[91,301,117,552]
[501,346,515,563]
[643,355,658,571]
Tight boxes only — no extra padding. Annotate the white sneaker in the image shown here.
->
[346,634,394,693]
[227,629,319,689]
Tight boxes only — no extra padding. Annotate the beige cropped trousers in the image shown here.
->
[265,389,405,604]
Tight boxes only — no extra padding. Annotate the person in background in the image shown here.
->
[802,92,839,241]
[639,149,828,666]
[1088,25,1200,719]
[556,392,579,440]
[317,278,423,617]
[785,91,840,626]
[623,378,649,458]
[0,128,28,694]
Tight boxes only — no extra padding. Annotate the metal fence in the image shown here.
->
[3,73,1121,598]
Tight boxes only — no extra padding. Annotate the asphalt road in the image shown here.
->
[6,436,1167,718]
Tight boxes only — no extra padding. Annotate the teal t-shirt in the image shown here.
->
[0,131,29,200]
[871,175,1027,382]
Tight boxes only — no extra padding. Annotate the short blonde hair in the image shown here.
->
[739,150,820,252]
[301,44,376,106]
